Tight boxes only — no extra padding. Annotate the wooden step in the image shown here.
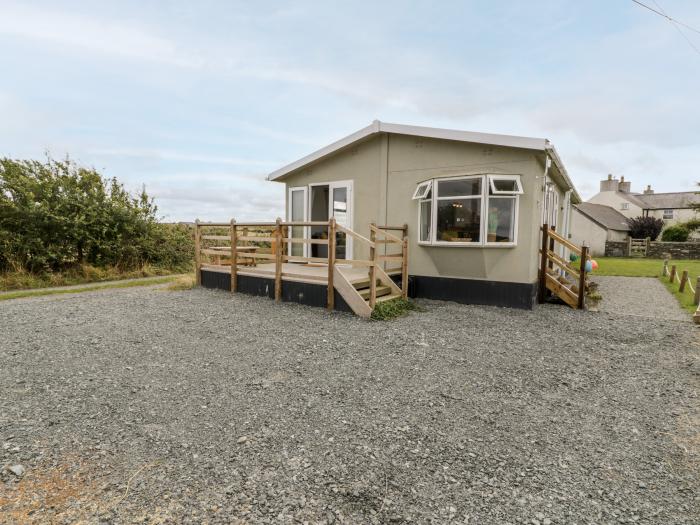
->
[352,278,374,289]
[373,293,402,304]
[358,285,391,300]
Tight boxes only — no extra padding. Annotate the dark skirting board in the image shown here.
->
[200,270,353,313]
[402,275,538,310]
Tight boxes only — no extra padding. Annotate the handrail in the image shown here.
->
[336,224,375,249]
[538,224,588,309]
[195,217,410,312]
[370,224,403,244]
[545,227,582,256]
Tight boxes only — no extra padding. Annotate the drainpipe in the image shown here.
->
[561,189,572,259]
[540,154,551,225]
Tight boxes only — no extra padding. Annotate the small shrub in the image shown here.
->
[627,216,664,240]
[370,297,421,321]
[661,225,690,242]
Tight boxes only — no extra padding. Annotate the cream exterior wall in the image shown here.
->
[587,191,643,219]
[280,133,572,285]
[645,207,698,226]
[570,209,607,256]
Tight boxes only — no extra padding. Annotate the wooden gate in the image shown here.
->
[628,237,648,257]
[538,224,589,309]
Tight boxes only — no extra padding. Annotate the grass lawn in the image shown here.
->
[0,275,185,301]
[594,257,700,314]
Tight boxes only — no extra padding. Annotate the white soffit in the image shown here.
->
[266,121,579,202]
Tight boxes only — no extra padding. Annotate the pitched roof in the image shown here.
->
[575,203,630,231]
[266,120,580,202]
[633,191,700,209]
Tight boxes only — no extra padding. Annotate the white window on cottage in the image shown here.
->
[488,174,523,195]
[412,180,432,200]
[436,177,482,243]
[663,209,674,219]
[416,174,522,246]
[620,202,629,210]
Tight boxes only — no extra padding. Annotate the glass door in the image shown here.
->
[329,181,352,260]
[288,187,308,257]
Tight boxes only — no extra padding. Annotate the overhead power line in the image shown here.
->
[631,0,700,35]
[631,0,700,55]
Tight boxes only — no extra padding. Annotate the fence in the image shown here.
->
[538,224,589,309]
[193,218,408,315]
[662,259,700,324]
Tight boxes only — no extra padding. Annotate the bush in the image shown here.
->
[370,297,422,320]
[0,156,194,274]
[661,225,690,242]
[627,216,664,240]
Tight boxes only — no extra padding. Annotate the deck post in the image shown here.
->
[274,218,282,302]
[369,223,377,308]
[401,223,409,299]
[669,264,677,283]
[577,244,588,310]
[679,270,688,292]
[194,219,201,286]
[537,224,549,303]
[327,218,336,310]
[230,219,237,293]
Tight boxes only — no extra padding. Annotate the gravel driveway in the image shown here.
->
[1,280,698,524]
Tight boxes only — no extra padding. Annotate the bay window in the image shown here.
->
[416,174,521,246]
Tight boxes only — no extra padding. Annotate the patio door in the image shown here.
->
[306,181,353,260]
[329,181,352,260]
[288,187,308,257]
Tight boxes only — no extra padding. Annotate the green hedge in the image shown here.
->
[0,156,193,273]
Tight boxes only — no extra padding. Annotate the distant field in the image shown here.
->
[593,257,699,313]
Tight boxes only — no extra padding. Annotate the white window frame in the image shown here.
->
[620,202,629,210]
[488,174,523,195]
[415,173,521,248]
[412,180,432,200]
[287,186,308,257]
[663,209,673,219]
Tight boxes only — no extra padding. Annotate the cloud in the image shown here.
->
[0,2,199,67]
[89,148,277,168]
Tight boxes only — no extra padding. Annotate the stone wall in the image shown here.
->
[604,240,700,259]
[647,241,700,259]
[604,241,629,257]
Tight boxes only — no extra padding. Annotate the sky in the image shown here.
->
[1,0,698,221]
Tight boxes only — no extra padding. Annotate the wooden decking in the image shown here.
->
[195,219,409,317]
[203,262,401,286]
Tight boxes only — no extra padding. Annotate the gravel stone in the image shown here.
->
[6,464,25,477]
[0,281,698,523]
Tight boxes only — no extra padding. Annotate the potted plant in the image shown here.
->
[585,291,602,312]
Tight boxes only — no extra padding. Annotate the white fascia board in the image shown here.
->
[267,120,552,182]
[378,121,547,151]
[266,121,379,181]
[545,142,582,204]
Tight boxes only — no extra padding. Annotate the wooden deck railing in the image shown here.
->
[538,224,589,309]
[194,218,409,313]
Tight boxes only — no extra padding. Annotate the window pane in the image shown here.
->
[492,179,517,192]
[437,178,481,197]
[487,197,516,243]
[437,198,481,242]
[419,200,431,242]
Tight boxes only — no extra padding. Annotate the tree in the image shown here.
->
[627,216,664,240]
[661,225,690,242]
[0,156,193,273]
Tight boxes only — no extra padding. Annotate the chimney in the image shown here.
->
[643,184,654,195]
[618,175,631,193]
[600,173,618,192]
